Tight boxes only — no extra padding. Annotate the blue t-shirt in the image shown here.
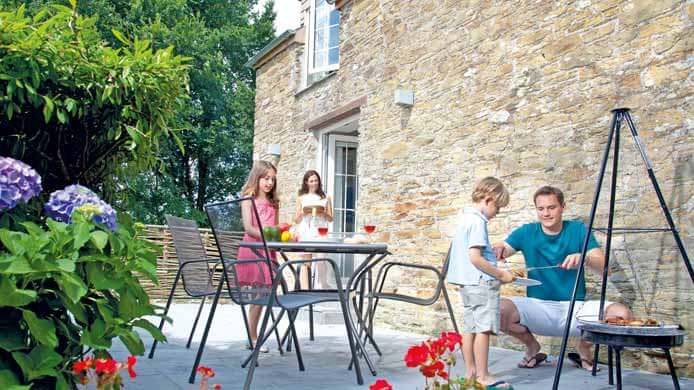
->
[505,220,599,301]
[447,207,497,285]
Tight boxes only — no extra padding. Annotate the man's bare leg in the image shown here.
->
[500,299,542,366]
[576,302,633,371]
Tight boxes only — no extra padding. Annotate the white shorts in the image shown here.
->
[509,297,614,337]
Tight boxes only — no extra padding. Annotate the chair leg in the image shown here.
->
[186,296,207,349]
[338,291,364,385]
[243,304,274,390]
[149,268,182,359]
[240,304,253,349]
[189,276,225,384]
[242,309,286,368]
[441,285,460,334]
[269,308,284,355]
[287,308,305,371]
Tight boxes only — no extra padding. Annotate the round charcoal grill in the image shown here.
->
[578,318,687,390]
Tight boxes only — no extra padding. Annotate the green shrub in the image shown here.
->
[0,205,164,389]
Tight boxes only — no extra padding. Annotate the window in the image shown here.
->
[307,0,340,74]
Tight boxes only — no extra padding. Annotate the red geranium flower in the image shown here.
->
[72,356,94,374]
[197,365,215,378]
[94,358,118,375]
[420,360,445,378]
[429,337,447,358]
[369,378,393,390]
[440,331,463,351]
[404,343,430,368]
[127,356,137,378]
[213,384,222,390]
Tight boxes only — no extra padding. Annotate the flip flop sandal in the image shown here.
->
[517,352,547,368]
[485,380,514,390]
[568,352,600,372]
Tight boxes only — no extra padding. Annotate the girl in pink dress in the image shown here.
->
[236,160,279,352]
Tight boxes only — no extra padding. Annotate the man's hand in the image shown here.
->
[498,269,516,284]
[561,253,583,269]
[493,242,507,260]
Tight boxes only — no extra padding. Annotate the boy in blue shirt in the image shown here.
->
[494,186,632,371]
[448,177,514,390]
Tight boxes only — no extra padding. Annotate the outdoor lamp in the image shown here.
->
[266,144,281,165]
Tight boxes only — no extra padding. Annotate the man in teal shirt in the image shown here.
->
[494,186,632,371]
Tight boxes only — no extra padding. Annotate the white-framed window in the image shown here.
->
[307,0,340,74]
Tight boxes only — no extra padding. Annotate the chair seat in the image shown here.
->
[371,292,434,306]
[275,292,340,310]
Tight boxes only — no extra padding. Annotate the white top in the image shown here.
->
[296,193,330,241]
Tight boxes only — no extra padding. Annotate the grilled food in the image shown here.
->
[603,317,658,327]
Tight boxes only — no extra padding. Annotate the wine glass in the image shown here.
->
[362,218,376,237]
[317,221,329,238]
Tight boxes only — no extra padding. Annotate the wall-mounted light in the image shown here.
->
[394,89,414,107]
[265,143,281,165]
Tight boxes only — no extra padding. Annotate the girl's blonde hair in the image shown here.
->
[471,177,510,208]
[241,160,279,208]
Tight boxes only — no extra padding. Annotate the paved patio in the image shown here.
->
[111,303,690,389]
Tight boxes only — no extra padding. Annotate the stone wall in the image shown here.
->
[252,0,693,375]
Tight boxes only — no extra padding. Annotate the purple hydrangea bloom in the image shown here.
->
[0,157,43,211]
[44,185,117,230]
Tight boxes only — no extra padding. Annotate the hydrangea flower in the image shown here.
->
[0,157,43,211]
[44,184,117,230]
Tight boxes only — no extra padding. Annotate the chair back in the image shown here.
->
[440,244,454,281]
[165,215,213,296]
[205,197,276,305]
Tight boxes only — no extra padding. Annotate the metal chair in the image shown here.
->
[148,215,252,358]
[368,245,459,336]
[190,197,364,390]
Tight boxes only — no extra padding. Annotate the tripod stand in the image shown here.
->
[551,108,692,389]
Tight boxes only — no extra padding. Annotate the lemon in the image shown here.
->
[280,231,292,242]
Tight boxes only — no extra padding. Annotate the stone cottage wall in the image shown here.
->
[252,0,692,375]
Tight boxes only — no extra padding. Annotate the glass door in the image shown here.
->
[327,134,358,282]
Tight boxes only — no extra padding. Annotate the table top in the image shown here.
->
[240,240,389,255]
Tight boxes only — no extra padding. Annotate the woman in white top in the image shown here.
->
[294,170,333,289]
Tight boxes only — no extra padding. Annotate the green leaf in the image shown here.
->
[22,311,58,348]
[55,273,87,303]
[0,328,26,352]
[132,319,166,342]
[0,277,37,308]
[118,329,145,355]
[56,258,76,272]
[80,319,111,349]
[86,263,124,290]
[111,29,130,45]
[0,369,21,386]
[0,230,24,255]
[0,256,33,275]
[11,345,62,381]
[58,292,87,324]
[42,95,54,123]
[90,231,109,251]
[72,222,92,250]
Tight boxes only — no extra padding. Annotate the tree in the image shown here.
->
[0,2,190,195]
[82,0,276,225]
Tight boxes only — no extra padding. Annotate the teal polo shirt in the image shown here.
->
[505,220,599,301]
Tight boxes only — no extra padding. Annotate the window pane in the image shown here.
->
[315,28,326,49]
[334,175,344,209]
[346,147,357,175]
[316,0,326,7]
[346,176,356,210]
[336,144,345,174]
[334,209,344,232]
[345,210,355,232]
[329,9,340,25]
[314,50,326,68]
[329,25,339,47]
[328,47,339,65]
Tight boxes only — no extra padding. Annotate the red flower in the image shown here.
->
[440,331,463,351]
[72,357,94,374]
[369,379,393,390]
[404,343,430,368]
[429,338,447,358]
[127,356,137,378]
[213,384,222,390]
[420,360,445,378]
[196,365,215,378]
[94,358,118,375]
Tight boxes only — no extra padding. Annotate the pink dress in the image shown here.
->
[235,198,277,286]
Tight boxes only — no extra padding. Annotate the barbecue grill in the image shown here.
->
[551,109,692,390]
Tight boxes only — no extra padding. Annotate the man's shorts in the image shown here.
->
[509,296,614,337]
[459,280,500,334]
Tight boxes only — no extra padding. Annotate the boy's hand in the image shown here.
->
[498,269,515,284]
[493,243,507,260]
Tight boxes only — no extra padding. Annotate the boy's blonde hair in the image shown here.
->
[471,177,510,208]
